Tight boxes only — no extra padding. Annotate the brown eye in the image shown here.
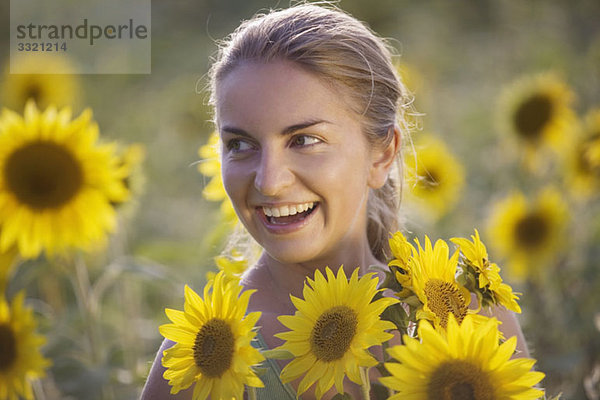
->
[228,140,240,151]
[294,136,306,146]
[226,139,252,152]
[292,135,320,147]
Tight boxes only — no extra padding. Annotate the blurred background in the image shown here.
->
[1,0,599,398]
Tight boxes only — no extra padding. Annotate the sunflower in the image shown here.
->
[498,72,576,169]
[197,132,238,225]
[565,109,600,199]
[205,249,248,284]
[274,266,397,399]
[405,134,465,220]
[388,231,416,298]
[117,143,145,196]
[451,229,521,313]
[409,236,473,329]
[380,314,545,400]
[389,231,414,269]
[1,54,80,111]
[487,187,568,280]
[0,292,51,400]
[110,143,146,213]
[0,101,129,258]
[159,271,264,399]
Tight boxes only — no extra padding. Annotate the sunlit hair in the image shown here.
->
[209,3,414,262]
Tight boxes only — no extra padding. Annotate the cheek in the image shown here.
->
[221,161,247,204]
[301,153,370,201]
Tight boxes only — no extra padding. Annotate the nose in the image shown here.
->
[253,148,294,196]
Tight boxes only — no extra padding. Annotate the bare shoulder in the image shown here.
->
[481,305,530,357]
[140,339,193,400]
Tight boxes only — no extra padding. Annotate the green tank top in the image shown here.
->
[251,332,297,399]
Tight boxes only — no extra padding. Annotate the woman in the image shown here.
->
[142,4,528,399]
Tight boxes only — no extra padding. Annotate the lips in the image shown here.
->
[256,202,319,234]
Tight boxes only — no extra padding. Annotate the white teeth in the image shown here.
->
[262,202,315,218]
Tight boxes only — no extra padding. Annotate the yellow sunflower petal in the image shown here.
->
[404,134,465,219]
[0,293,50,400]
[275,265,394,397]
[0,102,129,259]
[159,271,264,397]
[381,314,545,398]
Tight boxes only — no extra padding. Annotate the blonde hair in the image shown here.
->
[209,3,412,262]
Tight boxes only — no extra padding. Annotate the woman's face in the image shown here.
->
[215,60,383,265]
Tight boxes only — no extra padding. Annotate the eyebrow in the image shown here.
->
[220,119,330,138]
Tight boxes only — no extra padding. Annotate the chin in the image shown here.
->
[263,242,326,266]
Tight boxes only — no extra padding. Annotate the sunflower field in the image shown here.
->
[0,0,599,399]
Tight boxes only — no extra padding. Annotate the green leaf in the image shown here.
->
[252,367,268,377]
[403,295,422,308]
[381,302,409,332]
[261,349,294,360]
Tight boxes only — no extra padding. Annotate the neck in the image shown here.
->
[253,237,384,301]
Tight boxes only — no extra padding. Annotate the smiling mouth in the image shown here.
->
[261,202,318,225]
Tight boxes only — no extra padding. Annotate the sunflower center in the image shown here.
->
[427,360,495,400]
[514,94,553,141]
[193,318,235,378]
[424,279,468,328]
[310,305,358,362]
[514,213,548,250]
[4,141,83,210]
[0,324,17,372]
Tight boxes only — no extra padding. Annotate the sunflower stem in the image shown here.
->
[70,254,113,400]
[248,386,257,400]
[32,378,46,400]
[73,255,101,363]
[359,367,371,399]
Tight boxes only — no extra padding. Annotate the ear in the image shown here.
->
[368,125,401,189]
